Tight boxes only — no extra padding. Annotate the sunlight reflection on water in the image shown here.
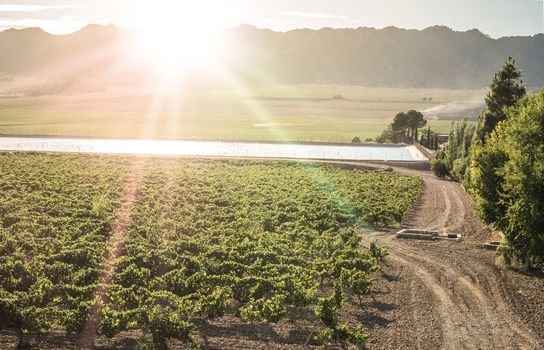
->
[0,137,428,161]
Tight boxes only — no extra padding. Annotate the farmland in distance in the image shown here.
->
[0,83,484,143]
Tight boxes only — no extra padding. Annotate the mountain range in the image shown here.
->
[0,24,542,89]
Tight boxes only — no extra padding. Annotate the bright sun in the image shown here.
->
[133,0,229,76]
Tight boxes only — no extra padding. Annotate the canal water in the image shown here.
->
[0,137,428,161]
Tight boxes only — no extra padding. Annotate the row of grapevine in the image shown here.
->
[0,154,130,347]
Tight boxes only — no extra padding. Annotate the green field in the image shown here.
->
[0,154,422,347]
[0,84,483,142]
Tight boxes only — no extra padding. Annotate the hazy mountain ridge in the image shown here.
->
[0,24,542,89]
[222,25,544,88]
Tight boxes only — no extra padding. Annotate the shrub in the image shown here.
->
[369,240,388,262]
[430,159,449,178]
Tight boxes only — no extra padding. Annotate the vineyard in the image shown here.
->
[0,154,423,349]
[0,154,130,347]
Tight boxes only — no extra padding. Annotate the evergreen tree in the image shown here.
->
[441,120,476,183]
[471,89,544,270]
[476,57,526,141]
[470,129,508,225]
[468,57,526,220]
[437,57,525,183]
[426,126,431,148]
[382,110,427,144]
[406,110,426,142]
[391,112,409,142]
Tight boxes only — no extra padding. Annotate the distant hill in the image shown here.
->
[0,25,134,81]
[0,24,542,89]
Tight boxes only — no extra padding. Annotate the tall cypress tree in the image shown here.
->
[476,57,526,141]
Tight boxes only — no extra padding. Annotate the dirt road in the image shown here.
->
[360,169,543,349]
[400,171,492,241]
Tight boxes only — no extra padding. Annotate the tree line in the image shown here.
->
[372,110,440,149]
[433,57,544,271]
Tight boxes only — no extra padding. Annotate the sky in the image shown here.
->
[0,0,542,38]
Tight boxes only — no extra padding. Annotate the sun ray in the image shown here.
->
[209,65,293,143]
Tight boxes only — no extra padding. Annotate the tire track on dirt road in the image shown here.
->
[391,238,537,349]
[359,164,541,349]
[385,165,491,241]
[364,231,542,349]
